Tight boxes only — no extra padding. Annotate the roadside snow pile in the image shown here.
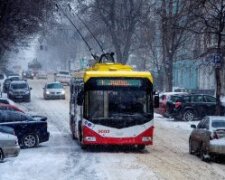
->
[94,154,158,180]
[154,113,199,132]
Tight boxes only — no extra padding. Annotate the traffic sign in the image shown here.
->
[213,54,222,68]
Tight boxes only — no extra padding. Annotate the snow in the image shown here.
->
[94,155,158,180]
[2,78,225,180]
[210,138,225,146]
[154,113,199,132]
[0,79,158,180]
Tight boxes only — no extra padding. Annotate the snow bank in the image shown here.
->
[154,113,199,132]
[210,138,225,146]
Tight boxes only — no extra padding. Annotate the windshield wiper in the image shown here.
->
[110,112,151,117]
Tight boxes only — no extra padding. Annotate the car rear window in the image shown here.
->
[169,96,182,102]
[10,77,20,81]
[205,96,216,102]
[211,120,225,128]
[182,96,191,103]
[191,95,204,102]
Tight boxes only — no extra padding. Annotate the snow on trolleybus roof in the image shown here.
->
[83,63,153,83]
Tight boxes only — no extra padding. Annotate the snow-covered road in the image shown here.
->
[0,78,157,180]
[1,78,225,180]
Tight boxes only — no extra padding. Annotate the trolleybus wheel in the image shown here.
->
[137,145,145,150]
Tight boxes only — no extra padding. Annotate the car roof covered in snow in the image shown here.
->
[159,92,188,96]
[10,80,27,85]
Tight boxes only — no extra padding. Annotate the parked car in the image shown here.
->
[22,70,34,79]
[155,92,188,117]
[189,116,225,161]
[170,94,225,121]
[55,71,71,85]
[7,73,20,78]
[8,80,32,102]
[43,82,65,100]
[0,103,24,113]
[3,76,21,93]
[0,110,50,148]
[0,132,20,161]
[0,98,16,105]
[36,71,48,79]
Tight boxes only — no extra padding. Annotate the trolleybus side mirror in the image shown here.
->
[153,91,159,108]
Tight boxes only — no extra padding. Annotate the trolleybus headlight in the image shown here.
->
[142,137,152,142]
[84,136,96,142]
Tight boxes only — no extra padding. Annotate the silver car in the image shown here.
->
[0,132,20,161]
[55,71,71,85]
[37,71,48,79]
[43,82,65,100]
[189,116,225,161]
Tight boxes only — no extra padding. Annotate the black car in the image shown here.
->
[3,76,20,93]
[0,110,50,148]
[22,70,34,79]
[170,94,225,121]
[8,80,32,102]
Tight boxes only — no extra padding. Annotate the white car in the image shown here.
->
[37,71,48,79]
[43,82,66,100]
[189,116,225,161]
[0,132,20,161]
[55,71,71,85]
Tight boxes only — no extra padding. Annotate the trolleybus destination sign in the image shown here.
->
[96,79,142,87]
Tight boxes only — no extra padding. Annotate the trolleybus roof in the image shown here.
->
[84,63,153,83]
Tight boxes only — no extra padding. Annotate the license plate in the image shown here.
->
[16,96,23,98]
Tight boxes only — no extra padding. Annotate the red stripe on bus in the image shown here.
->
[82,126,154,145]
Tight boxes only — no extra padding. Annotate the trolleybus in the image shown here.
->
[69,62,159,150]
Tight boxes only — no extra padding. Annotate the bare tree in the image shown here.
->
[187,0,225,114]
[158,0,194,91]
[77,0,152,64]
[0,0,55,66]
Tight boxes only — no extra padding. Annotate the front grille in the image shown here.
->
[50,92,61,95]
[14,91,26,95]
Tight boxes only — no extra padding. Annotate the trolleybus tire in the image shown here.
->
[137,145,145,150]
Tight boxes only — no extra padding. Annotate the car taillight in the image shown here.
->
[210,131,218,140]
[175,101,182,109]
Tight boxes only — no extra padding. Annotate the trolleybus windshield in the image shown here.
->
[84,78,153,128]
